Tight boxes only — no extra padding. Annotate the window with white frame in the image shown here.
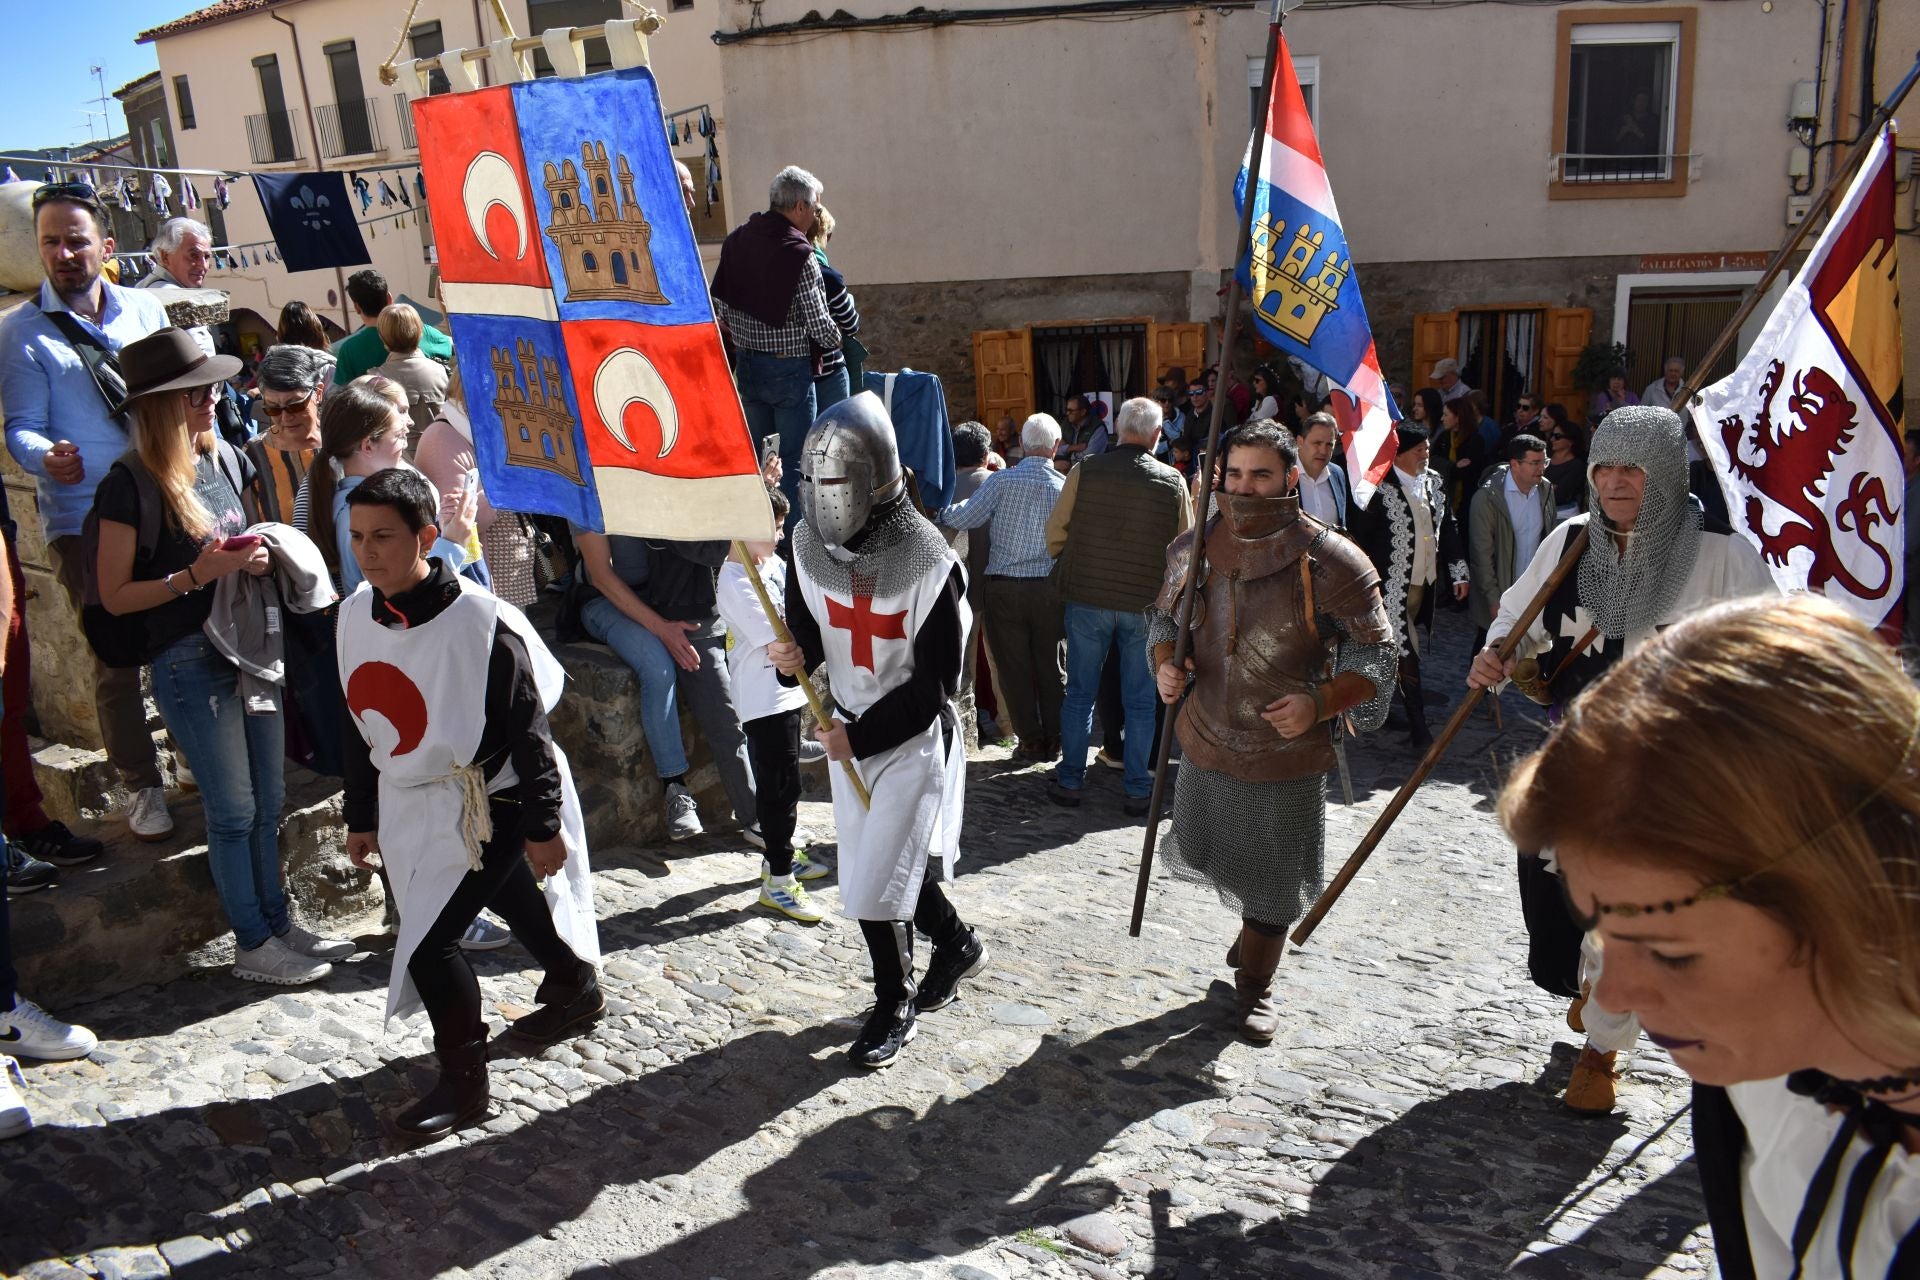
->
[1248,55,1318,131]
[1563,21,1680,182]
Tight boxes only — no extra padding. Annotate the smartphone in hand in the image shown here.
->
[222,533,263,551]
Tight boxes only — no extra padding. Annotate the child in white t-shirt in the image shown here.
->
[716,489,832,922]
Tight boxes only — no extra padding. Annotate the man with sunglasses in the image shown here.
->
[1,183,174,841]
[1506,394,1543,448]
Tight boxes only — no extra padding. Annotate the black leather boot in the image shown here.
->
[394,1038,490,1137]
[512,960,605,1045]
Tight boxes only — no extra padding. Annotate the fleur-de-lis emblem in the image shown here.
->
[289,184,332,231]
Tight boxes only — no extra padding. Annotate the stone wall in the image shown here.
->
[855,270,1199,423]
[3,459,103,749]
[1359,254,1635,393]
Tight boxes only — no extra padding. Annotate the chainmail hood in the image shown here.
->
[1580,404,1702,638]
[793,494,955,598]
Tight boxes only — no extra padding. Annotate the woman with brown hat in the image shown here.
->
[94,327,351,986]
[1501,595,1920,1277]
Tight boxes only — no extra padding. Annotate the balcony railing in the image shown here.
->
[317,98,382,158]
[244,109,303,165]
[394,93,418,150]
[1552,152,1701,184]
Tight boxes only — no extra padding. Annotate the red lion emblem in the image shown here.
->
[1717,360,1896,600]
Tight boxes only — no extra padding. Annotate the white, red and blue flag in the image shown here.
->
[1234,32,1399,507]
[1693,126,1905,635]
[413,67,771,539]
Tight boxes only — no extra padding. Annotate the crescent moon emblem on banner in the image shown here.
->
[462,151,529,261]
[592,348,679,458]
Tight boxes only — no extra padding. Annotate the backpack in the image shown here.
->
[77,441,246,668]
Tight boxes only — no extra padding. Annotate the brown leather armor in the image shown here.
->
[1155,494,1391,783]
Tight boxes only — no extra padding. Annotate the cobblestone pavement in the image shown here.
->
[1,614,1713,1280]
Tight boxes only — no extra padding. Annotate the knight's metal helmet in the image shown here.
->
[800,391,905,553]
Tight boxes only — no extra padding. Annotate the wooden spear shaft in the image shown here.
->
[732,542,872,810]
[1289,528,1588,946]
[1127,10,1286,938]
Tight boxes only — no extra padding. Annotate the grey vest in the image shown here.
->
[1057,446,1188,613]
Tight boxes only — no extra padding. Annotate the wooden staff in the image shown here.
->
[733,542,872,810]
[1289,528,1588,946]
[1127,8,1286,938]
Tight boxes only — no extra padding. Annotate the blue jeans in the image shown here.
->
[735,350,818,530]
[581,596,691,780]
[813,365,851,419]
[150,633,288,950]
[1056,603,1156,796]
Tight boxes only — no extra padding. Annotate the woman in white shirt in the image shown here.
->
[1500,595,1920,1279]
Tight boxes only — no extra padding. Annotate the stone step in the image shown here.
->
[10,767,385,1011]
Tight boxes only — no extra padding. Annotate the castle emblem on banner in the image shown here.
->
[492,339,585,484]
[543,141,669,305]
[1250,216,1346,343]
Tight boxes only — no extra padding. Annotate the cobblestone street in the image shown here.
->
[1,618,1713,1280]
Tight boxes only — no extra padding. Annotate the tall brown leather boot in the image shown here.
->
[1232,925,1286,1043]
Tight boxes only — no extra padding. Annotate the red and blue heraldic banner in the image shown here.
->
[413,67,771,539]
[1234,31,1399,509]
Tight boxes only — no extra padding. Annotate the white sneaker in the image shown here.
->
[742,824,766,850]
[174,755,199,794]
[278,922,356,961]
[0,1057,29,1139]
[790,848,832,882]
[758,873,825,924]
[233,935,332,986]
[0,999,97,1061]
[665,783,703,841]
[127,786,174,843]
[798,737,828,765]
[459,916,512,951]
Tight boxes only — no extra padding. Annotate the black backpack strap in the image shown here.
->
[40,308,130,418]
[112,451,166,569]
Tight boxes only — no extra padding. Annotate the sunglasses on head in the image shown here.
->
[32,180,99,208]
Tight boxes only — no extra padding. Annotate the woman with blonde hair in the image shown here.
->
[94,329,351,984]
[1500,594,1920,1277]
[372,303,450,448]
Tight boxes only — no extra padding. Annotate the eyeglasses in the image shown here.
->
[184,384,215,407]
[1517,404,1536,413]
[262,390,316,417]
[1548,431,1570,442]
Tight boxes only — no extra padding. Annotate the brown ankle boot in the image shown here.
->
[1564,1044,1619,1115]
[1231,926,1286,1043]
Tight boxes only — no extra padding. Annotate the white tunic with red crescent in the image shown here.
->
[338,577,599,1025]
[792,550,971,920]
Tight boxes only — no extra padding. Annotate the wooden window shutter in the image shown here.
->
[1411,312,1459,390]
[1541,307,1595,424]
[1147,323,1207,385]
[971,328,1034,428]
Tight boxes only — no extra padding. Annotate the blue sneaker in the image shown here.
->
[758,874,824,923]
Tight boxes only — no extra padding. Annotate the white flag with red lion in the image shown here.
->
[1693,127,1905,632]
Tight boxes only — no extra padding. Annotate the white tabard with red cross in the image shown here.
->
[792,549,972,921]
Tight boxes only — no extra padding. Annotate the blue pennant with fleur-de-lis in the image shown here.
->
[250,171,371,273]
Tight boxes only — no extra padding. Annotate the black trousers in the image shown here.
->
[1516,851,1583,998]
[858,880,968,1004]
[744,709,803,877]
[408,797,585,1049]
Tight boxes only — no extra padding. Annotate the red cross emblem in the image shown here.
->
[825,593,908,672]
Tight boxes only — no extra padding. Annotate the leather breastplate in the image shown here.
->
[1164,510,1338,783]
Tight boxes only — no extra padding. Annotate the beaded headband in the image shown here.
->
[1567,715,1920,927]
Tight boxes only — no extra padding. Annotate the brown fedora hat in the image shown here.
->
[120,328,243,403]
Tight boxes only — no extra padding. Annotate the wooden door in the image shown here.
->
[1147,322,1206,385]
[1411,312,1460,390]
[1541,307,1594,424]
[972,328,1034,427]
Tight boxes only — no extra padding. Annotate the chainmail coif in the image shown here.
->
[793,495,954,599]
[1580,404,1702,638]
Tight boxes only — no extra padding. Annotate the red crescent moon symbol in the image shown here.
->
[346,661,430,758]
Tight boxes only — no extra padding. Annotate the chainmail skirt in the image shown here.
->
[1165,762,1326,928]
